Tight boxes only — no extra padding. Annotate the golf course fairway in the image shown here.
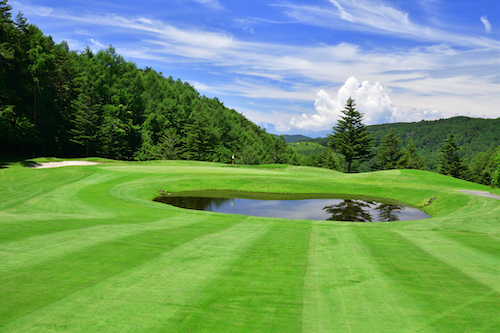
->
[0,159,499,332]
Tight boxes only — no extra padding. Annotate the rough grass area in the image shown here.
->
[0,160,499,332]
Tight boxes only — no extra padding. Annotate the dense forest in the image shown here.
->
[0,1,296,164]
[368,117,500,169]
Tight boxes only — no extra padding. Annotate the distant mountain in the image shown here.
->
[277,135,313,143]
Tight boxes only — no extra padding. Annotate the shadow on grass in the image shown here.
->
[0,156,38,169]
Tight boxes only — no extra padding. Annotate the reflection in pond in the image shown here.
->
[324,200,375,222]
[154,194,430,222]
[323,200,404,222]
[376,203,403,222]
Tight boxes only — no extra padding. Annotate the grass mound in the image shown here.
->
[0,160,499,332]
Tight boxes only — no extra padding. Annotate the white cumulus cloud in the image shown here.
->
[480,16,492,33]
[289,77,398,130]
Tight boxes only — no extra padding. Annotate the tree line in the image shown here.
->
[0,1,297,164]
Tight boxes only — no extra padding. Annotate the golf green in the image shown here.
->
[0,159,499,332]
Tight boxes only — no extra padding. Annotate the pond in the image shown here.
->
[154,192,430,222]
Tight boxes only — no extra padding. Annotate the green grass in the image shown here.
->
[0,160,499,332]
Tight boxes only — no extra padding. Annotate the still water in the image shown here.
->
[154,194,430,222]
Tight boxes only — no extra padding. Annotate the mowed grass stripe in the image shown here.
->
[0,167,93,211]
[301,225,430,333]
[161,222,311,332]
[0,172,154,244]
[440,231,500,257]
[0,220,270,333]
[0,215,216,272]
[396,230,500,292]
[354,227,500,332]
[0,217,235,327]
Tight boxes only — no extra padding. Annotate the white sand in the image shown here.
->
[33,161,101,169]
[458,190,500,200]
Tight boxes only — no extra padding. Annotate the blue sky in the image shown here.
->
[11,0,500,136]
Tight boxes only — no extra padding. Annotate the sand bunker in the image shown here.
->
[33,161,101,169]
[458,190,500,200]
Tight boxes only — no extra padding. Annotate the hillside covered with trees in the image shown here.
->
[0,1,296,164]
[368,117,500,169]
[291,116,500,170]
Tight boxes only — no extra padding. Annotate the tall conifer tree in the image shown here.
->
[400,138,426,170]
[376,130,404,170]
[328,97,373,172]
[438,131,468,179]
[493,149,500,187]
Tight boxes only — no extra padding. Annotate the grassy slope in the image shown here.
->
[0,159,499,332]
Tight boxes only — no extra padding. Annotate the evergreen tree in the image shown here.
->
[239,141,264,165]
[376,130,404,170]
[0,104,37,149]
[69,92,100,156]
[469,145,498,185]
[400,138,426,170]
[492,148,500,187]
[272,135,289,164]
[315,148,344,171]
[328,97,373,172]
[438,132,468,179]
[181,103,214,161]
[151,128,182,160]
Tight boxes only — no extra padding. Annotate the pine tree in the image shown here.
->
[493,148,500,187]
[272,135,289,164]
[328,97,373,172]
[400,138,426,170]
[152,128,182,160]
[469,144,498,185]
[69,93,100,156]
[376,130,404,170]
[316,148,343,171]
[181,103,213,161]
[438,132,468,179]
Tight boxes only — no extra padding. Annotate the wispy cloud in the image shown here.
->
[233,17,292,34]
[75,28,91,36]
[188,0,223,10]
[276,0,500,48]
[480,16,492,34]
[11,1,52,16]
[330,0,354,22]
[90,38,104,48]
